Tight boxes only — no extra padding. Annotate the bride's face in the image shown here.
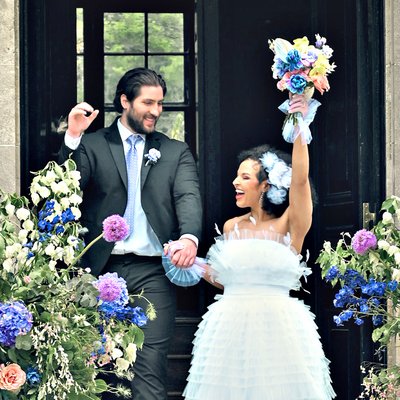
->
[232,159,267,208]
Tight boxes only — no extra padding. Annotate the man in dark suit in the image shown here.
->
[58,68,202,399]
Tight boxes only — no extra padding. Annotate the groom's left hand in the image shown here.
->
[170,238,198,268]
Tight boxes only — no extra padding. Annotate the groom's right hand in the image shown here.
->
[67,102,99,138]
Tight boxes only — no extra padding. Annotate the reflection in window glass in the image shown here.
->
[76,8,84,103]
[104,13,145,53]
[104,56,144,103]
[157,111,185,141]
[148,14,184,53]
[148,56,184,102]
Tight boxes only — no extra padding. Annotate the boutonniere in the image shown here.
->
[144,148,161,166]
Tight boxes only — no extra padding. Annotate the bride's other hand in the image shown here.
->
[288,93,309,117]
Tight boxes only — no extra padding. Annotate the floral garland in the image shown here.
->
[259,151,292,205]
[0,159,155,399]
[317,195,400,398]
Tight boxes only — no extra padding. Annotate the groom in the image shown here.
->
[58,67,203,399]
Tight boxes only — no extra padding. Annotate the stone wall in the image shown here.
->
[0,0,19,194]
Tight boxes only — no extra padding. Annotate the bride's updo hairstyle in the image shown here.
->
[237,144,317,218]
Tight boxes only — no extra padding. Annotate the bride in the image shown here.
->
[182,94,336,399]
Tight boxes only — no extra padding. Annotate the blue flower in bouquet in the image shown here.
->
[0,301,33,347]
[286,49,303,71]
[26,366,41,385]
[287,74,308,94]
[324,265,339,281]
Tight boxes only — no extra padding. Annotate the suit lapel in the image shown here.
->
[105,119,128,190]
[141,132,161,189]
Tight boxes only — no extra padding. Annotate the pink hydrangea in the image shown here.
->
[351,229,377,255]
[102,215,129,242]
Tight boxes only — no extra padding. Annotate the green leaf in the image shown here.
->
[15,334,32,351]
[94,379,108,393]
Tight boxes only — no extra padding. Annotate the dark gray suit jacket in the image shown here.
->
[58,119,203,275]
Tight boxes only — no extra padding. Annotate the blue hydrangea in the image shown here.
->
[0,301,33,347]
[325,265,339,282]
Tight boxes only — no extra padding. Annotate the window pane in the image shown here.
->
[77,56,84,103]
[157,111,185,141]
[105,112,120,127]
[76,9,84,102]
[104,55,145,104]
[148,56,184,103]
[104,13,145,53]
[148,13,184,53]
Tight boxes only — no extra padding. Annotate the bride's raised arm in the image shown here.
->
[286,94,313,250]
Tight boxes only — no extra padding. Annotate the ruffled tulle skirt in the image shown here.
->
[183,288,335,400]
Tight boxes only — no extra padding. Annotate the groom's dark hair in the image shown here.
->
[113,67,167,113]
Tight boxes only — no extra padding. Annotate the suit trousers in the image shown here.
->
[103,253,176,400]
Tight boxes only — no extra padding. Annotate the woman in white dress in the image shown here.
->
[182,94,336,399]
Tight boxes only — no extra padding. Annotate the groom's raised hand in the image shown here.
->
[67,102,99,138]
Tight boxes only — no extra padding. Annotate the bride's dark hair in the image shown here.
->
[237,144,317,218]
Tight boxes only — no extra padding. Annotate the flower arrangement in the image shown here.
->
[317,195,400,398]
[0,159,155,400]
[144,148,161,166]
[268,34,336,144]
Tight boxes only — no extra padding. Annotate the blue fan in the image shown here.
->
[161,254,206,287]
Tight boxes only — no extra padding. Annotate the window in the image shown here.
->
[75,2,196,147]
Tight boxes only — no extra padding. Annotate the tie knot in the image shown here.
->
[127,134,142,148]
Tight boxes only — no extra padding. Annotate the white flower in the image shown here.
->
[115,358,130,372]
[70,170,81,182]
[70,207,81,220]
[69,193,82,205]
[60,197,70,209]
[378,240,390,251]
[3,258,15,273]
[44,170,57,184]
[395,253,400,266]
[392,267,400,281]
[18,229,29,241]
[5,204,15,216]
[126,343,137,363]
[16,207,30,221]
[22,219,34,231]
[323,241,331,252]
[388,245,400,256]
[31,192,40,205]
[111,348,123,360]
[382,211,394,225]
[49,260,57,270]
[38,186,51,199]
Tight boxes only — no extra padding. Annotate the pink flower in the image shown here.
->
[0,363,26,392]
[351,229,377,255]
[102,215,129,242]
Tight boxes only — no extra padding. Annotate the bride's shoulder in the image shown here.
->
[223,214,250,233]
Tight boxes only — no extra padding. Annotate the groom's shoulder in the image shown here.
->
[154,131,189,149]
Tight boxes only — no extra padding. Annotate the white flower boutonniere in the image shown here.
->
[144,148,161,166]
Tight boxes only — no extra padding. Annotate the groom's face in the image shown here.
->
[121,85,163,134]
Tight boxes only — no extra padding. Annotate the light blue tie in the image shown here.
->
[123,134,142,236]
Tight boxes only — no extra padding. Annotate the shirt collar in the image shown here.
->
[117,118,145,142]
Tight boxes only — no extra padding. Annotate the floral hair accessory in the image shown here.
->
[269,34,335,145]
[144,148,161,166]
[259,151,292,205]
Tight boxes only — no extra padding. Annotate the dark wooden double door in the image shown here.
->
[21,0,385,398]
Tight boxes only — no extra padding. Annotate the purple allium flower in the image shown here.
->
[102,215,129,242]
[93,272,129,306]
[351,229,377,255]
[0,301,33,347]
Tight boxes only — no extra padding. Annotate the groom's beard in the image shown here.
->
[127,111,159,135]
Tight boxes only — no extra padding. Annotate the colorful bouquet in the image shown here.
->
[269,34,336,144]
[317,196,400,398]
[0,160,155,400]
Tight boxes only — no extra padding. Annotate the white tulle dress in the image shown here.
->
[183,229,335,400]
